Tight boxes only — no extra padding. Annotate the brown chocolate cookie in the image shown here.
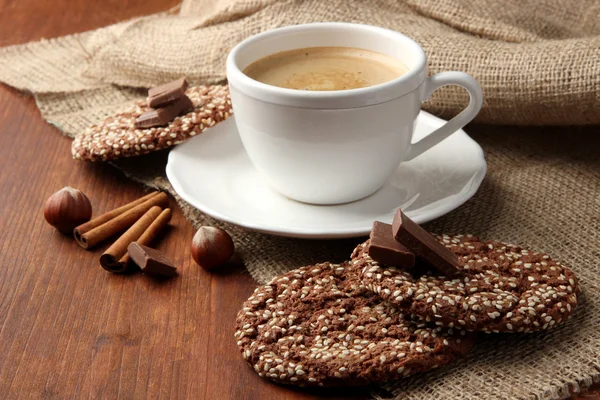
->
[234,262,474,387]
[353,235,579,333]
[72,85,231,161]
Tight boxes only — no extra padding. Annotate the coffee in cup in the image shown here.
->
[243,47,408,91]
[226,23,483,205]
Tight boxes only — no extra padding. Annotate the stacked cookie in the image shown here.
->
[235,210,580,387]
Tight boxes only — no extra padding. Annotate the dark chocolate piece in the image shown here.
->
[135,95,193,129]
[148,77,188,98]
[128,242,177,277]
[391,209,460,277]
[147,77,189,108]
[367,221,415,268]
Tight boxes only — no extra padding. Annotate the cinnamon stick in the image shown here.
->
[74,191,158,241]
[119,208,172,265]
[75,192,169,249]
[100,206,163,273]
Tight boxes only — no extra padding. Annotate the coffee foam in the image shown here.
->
[243,47,408,91]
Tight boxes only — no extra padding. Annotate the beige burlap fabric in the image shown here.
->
[85,0,600,125]
[0,0,599,399]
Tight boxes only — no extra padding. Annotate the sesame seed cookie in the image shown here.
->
[72,85,232,161]
[353,235,579,333]
[234,262,474,387]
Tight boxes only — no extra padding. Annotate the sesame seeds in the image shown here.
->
[72,85,232,161]
[354,235,579,334]
[235,261,471,386]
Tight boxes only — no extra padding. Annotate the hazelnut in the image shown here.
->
[43,186,92,234]
[191,226,234,270]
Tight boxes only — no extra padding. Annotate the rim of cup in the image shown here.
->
[226,22,428,109]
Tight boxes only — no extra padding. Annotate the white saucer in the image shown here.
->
[166,111,486,239]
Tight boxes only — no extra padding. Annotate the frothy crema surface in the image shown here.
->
[243,47,408,91]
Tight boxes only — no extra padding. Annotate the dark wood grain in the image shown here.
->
[0,1,595,399]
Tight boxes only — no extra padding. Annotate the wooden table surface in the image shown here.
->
[0,1,597,399]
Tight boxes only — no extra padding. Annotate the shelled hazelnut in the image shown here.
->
[191,226,234,270]
[43,186,92,234]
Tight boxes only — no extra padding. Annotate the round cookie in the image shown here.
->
[72,85,232,161]
[234,262,474,387]
[353,235,579,333]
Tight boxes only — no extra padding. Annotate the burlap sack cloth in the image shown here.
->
[1,1,599,399]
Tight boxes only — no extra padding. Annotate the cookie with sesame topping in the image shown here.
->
[72,85,232,161]
[234,262,474,387]
[353,235,580,333]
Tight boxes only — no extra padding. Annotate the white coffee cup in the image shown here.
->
[226,23,483,205]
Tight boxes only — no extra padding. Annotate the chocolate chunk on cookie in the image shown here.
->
[353,235,579,333]
[367,221,415,269]
[392,209,460,276]
[147,77,189,108]
[234,262,474,387]
[134,95,194,129]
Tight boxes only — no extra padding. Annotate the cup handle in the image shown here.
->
[404,71,483,161]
